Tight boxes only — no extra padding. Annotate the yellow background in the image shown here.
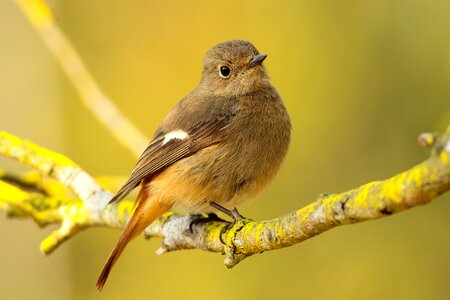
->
[1,0,449,299]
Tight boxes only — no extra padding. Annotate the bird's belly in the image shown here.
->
[147,143,279,213]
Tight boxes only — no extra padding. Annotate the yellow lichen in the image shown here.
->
[117,201,134,223]
[0,181,29,204]
[440,151,449,165]
[0,131,78,173]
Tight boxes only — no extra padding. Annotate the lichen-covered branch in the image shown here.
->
[0,131,111,210]
[0,130,112,253]
[0,170,126,197]
[14,0,148,157]
[144,130,450,267]
[0,129,449,267]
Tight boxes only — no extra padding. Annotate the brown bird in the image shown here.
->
[96,40,291,290]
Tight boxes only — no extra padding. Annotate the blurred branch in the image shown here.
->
[14,0,147,157]
[0,171,49,195]
[0,131,111,209]
[0,129,135,255]
[0,170,128,198]
[1,129,449,267]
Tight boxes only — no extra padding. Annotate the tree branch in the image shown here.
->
[0,129,449,267]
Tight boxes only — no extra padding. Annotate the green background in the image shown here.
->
[1,0,449,299]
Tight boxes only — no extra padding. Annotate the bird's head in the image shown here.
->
[200,40,270,96]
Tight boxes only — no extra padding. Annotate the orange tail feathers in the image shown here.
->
[96,193,171,291]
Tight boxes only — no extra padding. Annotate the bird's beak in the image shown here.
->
[248,54,268,68]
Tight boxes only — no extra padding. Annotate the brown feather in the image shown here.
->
[97,187,172,290]
[108,115,235,205]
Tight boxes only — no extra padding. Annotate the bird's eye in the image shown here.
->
[219,66,231,78]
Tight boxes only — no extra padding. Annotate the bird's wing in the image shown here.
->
[108,114,235,204]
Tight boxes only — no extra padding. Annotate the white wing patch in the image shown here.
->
[162,130,189,145]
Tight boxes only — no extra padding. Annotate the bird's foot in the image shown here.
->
[208,202,253,245]
[188,212,229,235]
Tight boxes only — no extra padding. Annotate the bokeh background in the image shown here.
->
[1,0,449,299]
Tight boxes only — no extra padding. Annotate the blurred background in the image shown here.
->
[1,0,449,299]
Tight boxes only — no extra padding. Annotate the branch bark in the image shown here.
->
[1,129,449,267]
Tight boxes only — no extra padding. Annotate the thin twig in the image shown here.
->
[14,0,148,157]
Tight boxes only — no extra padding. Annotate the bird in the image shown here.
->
[96,40,291,290]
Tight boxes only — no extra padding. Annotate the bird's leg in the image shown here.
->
[210,202,246,221]
[189,202,242,234]
[230,207,245,221]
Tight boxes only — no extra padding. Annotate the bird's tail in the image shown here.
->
[96,190,171,291]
